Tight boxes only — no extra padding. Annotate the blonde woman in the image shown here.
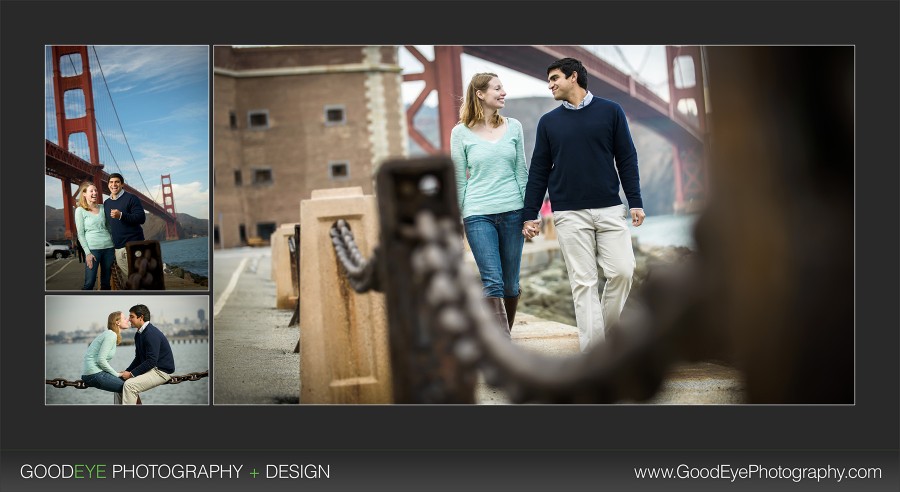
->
[74,181,115,290]
[450,72,528,336]
[81,311,128,394]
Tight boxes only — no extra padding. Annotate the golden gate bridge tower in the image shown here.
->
[161,174,179,240]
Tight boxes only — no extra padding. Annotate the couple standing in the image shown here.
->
[451,57,645,352]
[74,173,146,290]
[81,304,175,404]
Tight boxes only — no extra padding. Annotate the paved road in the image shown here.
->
[213,247,299,404]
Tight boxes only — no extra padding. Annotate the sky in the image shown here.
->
[46,295,209,333]
[399,45,674,106]
[45,45,209,219]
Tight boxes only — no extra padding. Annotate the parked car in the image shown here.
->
[46,241,71,259]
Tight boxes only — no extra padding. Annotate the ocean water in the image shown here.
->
[628,213,699,248]
[160,236,209,277]
[45,340,209,405]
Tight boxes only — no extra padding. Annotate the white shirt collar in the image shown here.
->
[138,323,148,334]
[562,91,593,110]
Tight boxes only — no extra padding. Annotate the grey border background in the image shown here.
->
[2,1,897,490]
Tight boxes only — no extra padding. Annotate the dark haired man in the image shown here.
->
[116,304,175,404]
[522,57,645,352]
[104,173,146,277]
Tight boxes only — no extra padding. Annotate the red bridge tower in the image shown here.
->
[161,174,179,240]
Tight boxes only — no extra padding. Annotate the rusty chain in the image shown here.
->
[330,219,381,293]
[407,209,683,404]
[331,206,698,404]
[46,371,209,389]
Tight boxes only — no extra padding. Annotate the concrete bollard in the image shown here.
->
[299,187,392,404]
[272,223,300,309]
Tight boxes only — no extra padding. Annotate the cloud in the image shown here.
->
[146,181,209,218]
[127,139,208,178]
[90,46,208,96]
[138,102,208,125]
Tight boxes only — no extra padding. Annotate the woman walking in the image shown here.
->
[450,72,528,336]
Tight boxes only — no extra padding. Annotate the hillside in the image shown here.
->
[45,206,208,241]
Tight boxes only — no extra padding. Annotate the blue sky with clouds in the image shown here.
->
[45,45,209,219]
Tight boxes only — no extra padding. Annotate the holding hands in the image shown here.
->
[110,209,122,220]
[522,219,541,239]
[119,371,133,380]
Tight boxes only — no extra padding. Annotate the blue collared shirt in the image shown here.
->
[562,91,594,110]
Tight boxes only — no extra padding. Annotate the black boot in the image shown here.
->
[503,294,520,332]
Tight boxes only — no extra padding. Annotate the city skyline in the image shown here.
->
[46,295,208,333]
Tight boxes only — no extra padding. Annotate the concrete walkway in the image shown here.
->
[213,245,745,404]
[45,256,206,291]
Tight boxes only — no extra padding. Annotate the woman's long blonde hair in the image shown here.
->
[107,311,123,345]
[76,181,97,211]
[459,72,504,129]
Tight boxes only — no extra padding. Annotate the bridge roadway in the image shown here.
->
[212,237,744,405]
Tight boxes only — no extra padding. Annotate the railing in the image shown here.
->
[46,371,209,390]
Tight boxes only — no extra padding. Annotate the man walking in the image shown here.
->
[116,304,175,404]
[522,57,645,352]
[104,173,145,277]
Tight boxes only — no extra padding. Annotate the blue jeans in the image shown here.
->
[83,247,114,290]
[82,371,125,393]
[463,209,524,298]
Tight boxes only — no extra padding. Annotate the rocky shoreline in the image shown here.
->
[164,264,209,287]
[519,243,694,326]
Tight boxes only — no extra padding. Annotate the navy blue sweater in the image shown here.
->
[104,191,145,249]
[523,97,642,220]
[126,323,175,376]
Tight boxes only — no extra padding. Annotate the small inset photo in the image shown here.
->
[45,295,209,405]
[45,45,210,291]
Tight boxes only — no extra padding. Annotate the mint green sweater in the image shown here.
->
[82,330,118,376]
[75,205,114,256]
[450,117,528,218]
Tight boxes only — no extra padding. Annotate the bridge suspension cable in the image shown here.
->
[633,45,654,77]
[89,46,158,203]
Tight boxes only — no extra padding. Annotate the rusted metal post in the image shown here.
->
[376,156,476,404]
[289,224,301,328]
[124,240,165,290]
[701,46,853,403]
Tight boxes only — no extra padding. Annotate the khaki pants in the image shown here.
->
[115,367,171,405]
[553,206,635,352]
[114,247,129,275]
